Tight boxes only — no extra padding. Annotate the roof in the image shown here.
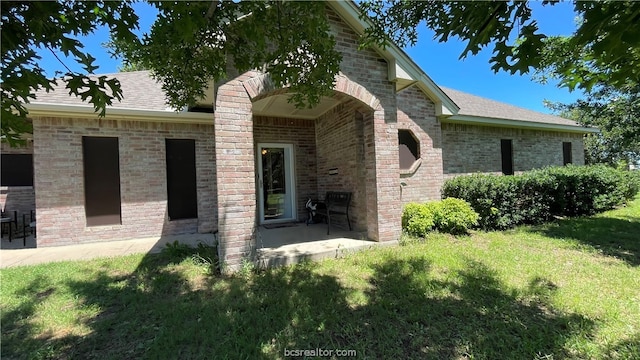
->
[439,86,577,126]
[439,86,597,133]
[31,71,597,132]
[27,1,595,133]
[33,70,171,112]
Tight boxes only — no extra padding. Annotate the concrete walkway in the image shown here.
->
[0,233,216,269]
[1,225,398,269]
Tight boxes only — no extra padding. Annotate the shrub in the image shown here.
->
[441,174,520,230]
[621,170,640,201]
[402,199,479,236]
[401,202,435,237]
[442,165,639,231]
[431,198,479,235]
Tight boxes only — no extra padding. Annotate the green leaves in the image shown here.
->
[2,1,344,144]
[111,1,340,111]
[1,1,136,142]
[360,0,640,92]
[547,82,640,165]
[65,75,123,117]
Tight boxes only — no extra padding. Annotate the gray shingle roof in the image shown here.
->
[33,70,172,111]
[33,71,582,128]
[439,86,580,127]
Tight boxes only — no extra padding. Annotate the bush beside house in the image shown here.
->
[441,165,640,230]
[402,198,478,237]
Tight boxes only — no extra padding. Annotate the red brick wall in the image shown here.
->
[253,116,317,221]
[1,140,36,218]
[441,123,586,178]
[327,6,401,242]
[32,117,216,246]
[396,87,443,203]
[214,6,403,269]
[214,76,257,268]
[315,99,369,231]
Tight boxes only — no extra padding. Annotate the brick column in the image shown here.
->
[364,107,401,242]
[214,80,256,271]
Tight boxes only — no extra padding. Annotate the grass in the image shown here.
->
[2,198,639,359]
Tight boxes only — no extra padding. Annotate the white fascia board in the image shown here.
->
[442,114,600,133]
[388,58,415,83]
[26,103,214,124]
[329,1,460,116]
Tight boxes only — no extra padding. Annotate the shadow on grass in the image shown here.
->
[2,248,595,359]
[526,215,640,266]
[604,333,640,359]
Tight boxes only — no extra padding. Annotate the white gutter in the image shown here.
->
[26,103,214,124]
[442,114,599,133]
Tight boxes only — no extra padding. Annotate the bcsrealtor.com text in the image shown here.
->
[283,348,357,357]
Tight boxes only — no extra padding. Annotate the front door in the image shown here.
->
[257,143,296,224]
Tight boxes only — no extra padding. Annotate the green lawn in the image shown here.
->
[2,198,639,359]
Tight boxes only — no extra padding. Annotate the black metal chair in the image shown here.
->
[315,191,352,235]
[23,210,36,246]
[1,210,17,241]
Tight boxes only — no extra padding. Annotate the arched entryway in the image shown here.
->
[214,72,400,270]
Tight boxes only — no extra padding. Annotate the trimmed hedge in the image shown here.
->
[442,165,640,230]
[402,198,479,236]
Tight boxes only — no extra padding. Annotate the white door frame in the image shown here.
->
[257,143,297,224]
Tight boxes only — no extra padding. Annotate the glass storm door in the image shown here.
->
[257,144,296,223]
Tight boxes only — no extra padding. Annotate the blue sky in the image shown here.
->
[404,1,583,114]
[36,1,583,115]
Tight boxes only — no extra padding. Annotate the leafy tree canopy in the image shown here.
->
[360,1,640,92]
[538,37,640,165]
[2,1,140,145]
[3,1,639,146]
[1,1,340,145]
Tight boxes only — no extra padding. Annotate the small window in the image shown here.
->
[166,139,198,220]
[83,137,122,226]
[501,139,514,175]
[1,154,33,186]
[563,142,572,165]
[399,129,420,170]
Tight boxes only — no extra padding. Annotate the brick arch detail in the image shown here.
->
[241,73,382,111]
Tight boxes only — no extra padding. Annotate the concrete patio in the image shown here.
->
[255,222,394,268]
[1,222,396,269]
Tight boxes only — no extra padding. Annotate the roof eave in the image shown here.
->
[442,114,600,134]
[25,103,214,124]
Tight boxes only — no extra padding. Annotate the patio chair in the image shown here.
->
[23,210,36,246]
[1,210,17,241]
[315,191,352,235]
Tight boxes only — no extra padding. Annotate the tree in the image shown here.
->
[4,1,639,145]
[1,1,340,145]
[1,1,141,145]
[535,35,639,165]
[545,83,639,166]
[360,1,640,92]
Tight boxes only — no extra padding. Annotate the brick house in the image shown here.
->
[2,2,595,268]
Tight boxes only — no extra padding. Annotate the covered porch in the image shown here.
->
[214,73,402,271]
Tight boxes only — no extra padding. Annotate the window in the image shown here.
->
[82,137,122,226]
[563,142,572,165]
[1,154,33,186]
[165,139,198,220]
[501,139,514,175]
[398,129,420,170]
